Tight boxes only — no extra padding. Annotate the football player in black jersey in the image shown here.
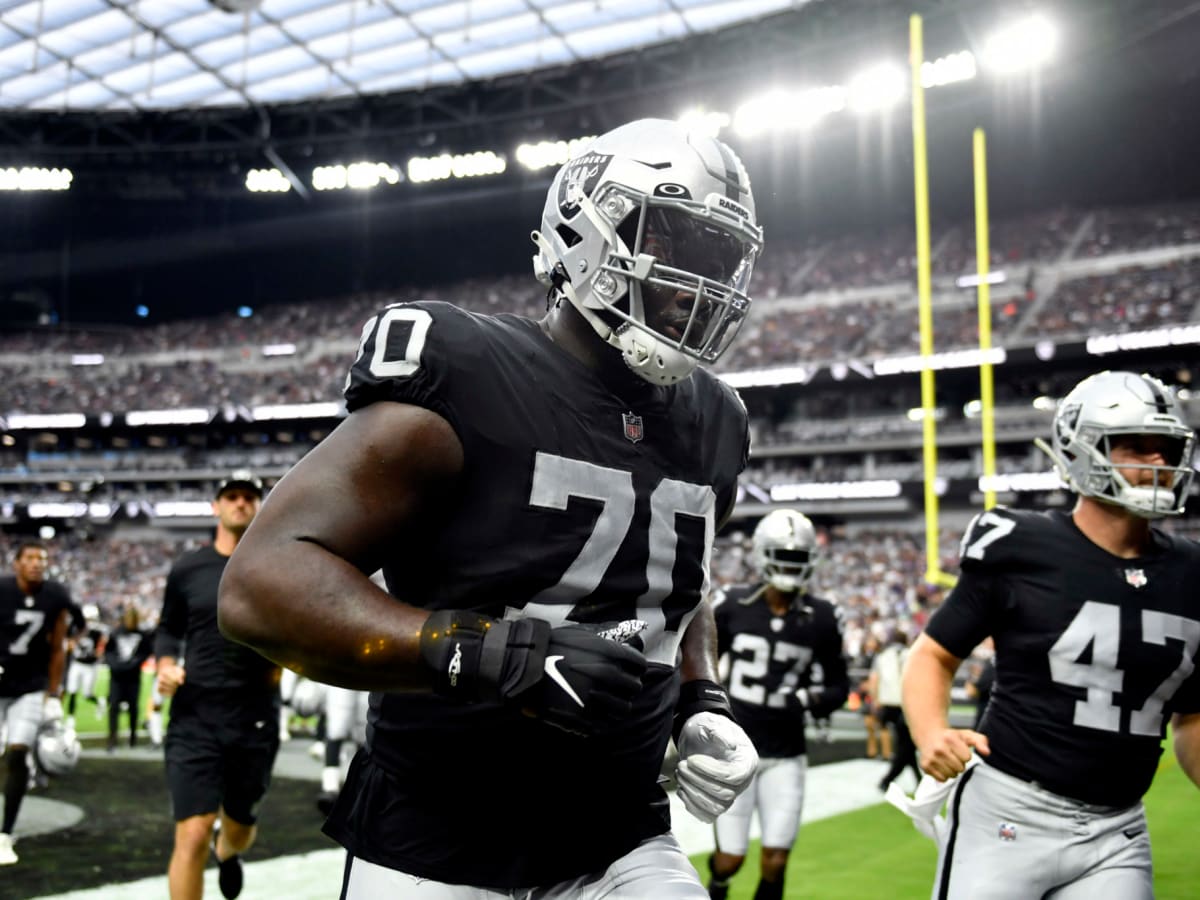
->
[156,471,280,900]
[903,371,1200,899]
[0,541,74,866]
[64,603,107,731]
[705,510,849,900]
[219,118,765,898]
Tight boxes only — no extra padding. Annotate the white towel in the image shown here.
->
[885,756,980,843]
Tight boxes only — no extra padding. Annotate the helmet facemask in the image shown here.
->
[751,509,821,598]
[1059,426,1194,518]
[759,545,820,595]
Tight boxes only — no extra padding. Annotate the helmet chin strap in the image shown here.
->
[1033,436,1071,484]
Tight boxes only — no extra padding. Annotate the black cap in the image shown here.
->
[215,469,264,499]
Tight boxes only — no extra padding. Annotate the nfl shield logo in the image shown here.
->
[998,822,1017,842]
[1125,568,1148,588]
[622,411,643,443]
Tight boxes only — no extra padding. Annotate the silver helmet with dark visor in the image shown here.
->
[532,118,763,385]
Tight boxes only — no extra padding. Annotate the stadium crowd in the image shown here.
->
[3,202,1200,417]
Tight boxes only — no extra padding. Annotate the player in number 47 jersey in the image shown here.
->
[904,370,1200,900]
[706,510,849,900]
[219,118,764,898]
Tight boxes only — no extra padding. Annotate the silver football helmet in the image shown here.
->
[288,677,327,718]
[531,118,763,385]
[1037,370,1195,518]
[751,509,821,594]
[36,720,81,776]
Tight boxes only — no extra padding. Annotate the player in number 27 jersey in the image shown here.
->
[706,510,849,900]
[904,370,1200,900]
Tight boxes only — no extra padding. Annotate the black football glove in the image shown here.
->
[419,611,648,736]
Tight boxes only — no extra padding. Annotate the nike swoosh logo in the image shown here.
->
[1123,828,1144,839]
[544,656,584,708]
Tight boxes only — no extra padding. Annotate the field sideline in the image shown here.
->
[23,744,1198,899]
[41,671,1198,899]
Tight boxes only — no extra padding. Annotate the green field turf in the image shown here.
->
[688,756,1200,899]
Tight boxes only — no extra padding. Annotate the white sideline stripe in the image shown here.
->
[34,759,909,900]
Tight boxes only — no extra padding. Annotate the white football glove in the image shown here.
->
[674,711,758,823]
[43,695,64,725]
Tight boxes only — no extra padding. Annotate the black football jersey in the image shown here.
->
[71,625,107,664]
[714,584,849,758]
[0,575,73,698]
[926,508,1200,808]
[155,546,279,694]
[327,301,749,888]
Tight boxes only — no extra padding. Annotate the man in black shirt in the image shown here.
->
[156,471,280,900]
[0,541,73,866]
[904,370,1200,899]
[706,510,849,900]
[219,118,764,898]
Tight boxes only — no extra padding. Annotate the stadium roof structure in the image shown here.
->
[0,0,809,112]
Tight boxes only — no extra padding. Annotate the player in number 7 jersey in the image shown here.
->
[218,118,763,898]
[903,370,1200,900]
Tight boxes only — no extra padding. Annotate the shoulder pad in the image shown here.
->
[956,507,1051,572]
[343,301,479,417]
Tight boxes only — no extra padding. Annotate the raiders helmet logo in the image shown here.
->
[557,153,612,219]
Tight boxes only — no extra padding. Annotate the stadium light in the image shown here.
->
[407,152,506,184]
[848,64,906,112]
[983,14,1058,74]
[313,162,403,191]
[677,108,731,138]
[769,480,903,502]
[4,414,86,430]
[0,167,72,191]
[734,87,846,136]
[719,364,821,388]
[956,271,1006,288]
[921,51,977,88]
[874,346,1006,376]
[979,471,1065,493]
[1086,324,1200,355]
[515,137,597,171]
[125,409,212,426]
[245,168,291,193]
[71,354,104,366]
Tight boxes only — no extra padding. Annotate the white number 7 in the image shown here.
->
[8,610,45,656]
[962,511,1016,561]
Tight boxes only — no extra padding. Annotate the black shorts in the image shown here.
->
[165,684,281,824]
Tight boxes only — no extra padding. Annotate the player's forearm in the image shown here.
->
[45,611,69,697]
[678,599,720,683]
[218,535,431,691]
[1173,712,1200,789]
[901,643,956,748]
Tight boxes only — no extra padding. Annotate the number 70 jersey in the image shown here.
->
[344,301,750,667]
[926,507,1200,807]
